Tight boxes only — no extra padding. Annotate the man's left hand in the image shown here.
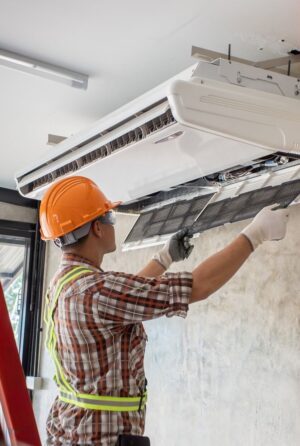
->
[152,228,194,269]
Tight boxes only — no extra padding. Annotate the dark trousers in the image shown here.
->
[116,435,151,445]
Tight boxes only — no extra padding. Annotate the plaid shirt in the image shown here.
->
[46,253,192,446]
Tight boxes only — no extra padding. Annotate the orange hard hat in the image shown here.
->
[39,176,121,241]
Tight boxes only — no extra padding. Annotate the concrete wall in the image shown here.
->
[33,206,300,446]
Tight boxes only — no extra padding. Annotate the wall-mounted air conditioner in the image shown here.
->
[15,54,300,248]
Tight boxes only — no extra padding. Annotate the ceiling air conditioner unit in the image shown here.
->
[15,53,300,249]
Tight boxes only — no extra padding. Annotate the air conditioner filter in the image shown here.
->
[125,194,214,243]
[124,179,300,243]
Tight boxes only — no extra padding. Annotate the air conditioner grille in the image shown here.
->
[124,179,300,243]
[125,194,214,243]
[20,108,176,196]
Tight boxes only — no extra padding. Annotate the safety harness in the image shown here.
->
[44,266,147,412]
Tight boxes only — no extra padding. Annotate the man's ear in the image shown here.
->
[91,220,103,239]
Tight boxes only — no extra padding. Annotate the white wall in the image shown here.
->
[33,206,300,446]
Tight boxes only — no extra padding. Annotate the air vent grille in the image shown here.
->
[192,179,300,233]
[124,179,300,243]
[20,107,176,196]
[125,194,214,243]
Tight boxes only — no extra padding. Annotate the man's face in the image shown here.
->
[100,222,116,253]
[93,211,117,255]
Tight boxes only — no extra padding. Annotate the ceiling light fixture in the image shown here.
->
[0,48,89,90]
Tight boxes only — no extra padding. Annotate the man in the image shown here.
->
[40,176,290,446]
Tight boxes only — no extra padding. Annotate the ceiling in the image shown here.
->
[0,0,299,191]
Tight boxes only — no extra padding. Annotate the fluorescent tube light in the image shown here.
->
[0,48,89,90]
[0,54,34,68]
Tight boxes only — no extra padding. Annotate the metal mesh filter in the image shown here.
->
[124,179,300,244]
[125,194,214,243]
[192,179,300,233]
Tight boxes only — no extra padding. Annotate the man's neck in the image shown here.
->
[63,246,104,269]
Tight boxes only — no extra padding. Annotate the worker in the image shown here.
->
[40,176,290,446]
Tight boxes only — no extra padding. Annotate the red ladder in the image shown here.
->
[0,281,41,446]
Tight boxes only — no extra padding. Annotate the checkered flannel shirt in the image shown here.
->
[46,253,193,446]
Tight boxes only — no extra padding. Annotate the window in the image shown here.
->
[0,218,45,377]
[0,235,27,346]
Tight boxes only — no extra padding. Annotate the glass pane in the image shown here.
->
[0,237,26,348]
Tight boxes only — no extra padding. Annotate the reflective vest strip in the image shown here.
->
[59,391,147,412]
[44,266,91,348]
[45,266,92,359]
[45,267,94,393]
[73,392,147,403]
[45,266,92,349]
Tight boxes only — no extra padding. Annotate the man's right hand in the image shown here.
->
[241,204,290,250]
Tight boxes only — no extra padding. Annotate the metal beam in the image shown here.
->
[0,187,38,209]
[0,272,14,278]
[0,237,26,246]
[254,54,300,70]
[191,46,254,66]
[191,46,300,77]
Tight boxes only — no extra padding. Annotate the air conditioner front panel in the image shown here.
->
[23,121,271,202]
[168,79,300,154]
[85,125,271,202]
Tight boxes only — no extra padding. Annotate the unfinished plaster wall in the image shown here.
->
[34,205,300,446]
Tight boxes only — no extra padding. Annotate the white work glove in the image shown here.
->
[152,228,194,269]
[241,203,290,250]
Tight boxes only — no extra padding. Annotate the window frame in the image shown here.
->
[0,189,45,378]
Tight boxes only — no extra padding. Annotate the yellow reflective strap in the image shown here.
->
[47,267,92,352]
[45,317,54,347]
[74,392,147,403]
[44,266,94,394]
[51,266,91,312]
[44,308,49,325]
[59,396,146,412]
[53,350,74,393]
[49,267,93,392]
[44,293,52,325]
[59,391,148,412]
[45,267,85,349]
[45,267,90,362]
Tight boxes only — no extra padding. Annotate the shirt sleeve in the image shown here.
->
[92,271,193,324]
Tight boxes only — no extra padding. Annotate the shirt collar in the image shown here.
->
[60,253,101,271]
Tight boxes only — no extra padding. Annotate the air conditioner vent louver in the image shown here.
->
[20,108,176,196]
